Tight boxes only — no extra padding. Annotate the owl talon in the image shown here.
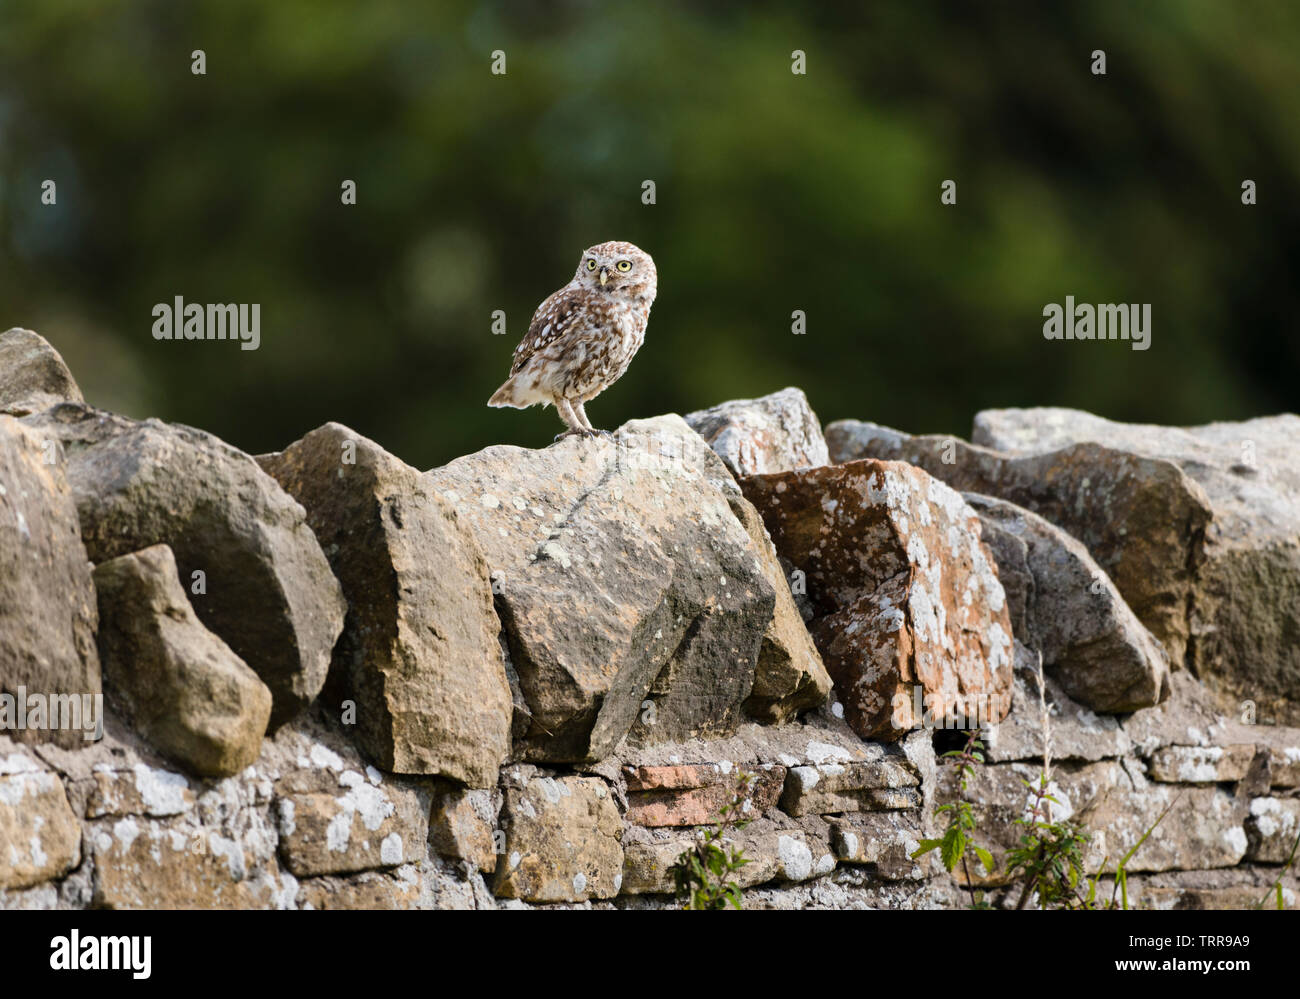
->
[553,428,598,442]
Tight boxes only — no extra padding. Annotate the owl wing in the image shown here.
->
[511,285,589,374]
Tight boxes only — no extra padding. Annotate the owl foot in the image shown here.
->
[553,428,599,442]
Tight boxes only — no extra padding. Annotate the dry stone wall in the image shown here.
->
[1,327,1297,910]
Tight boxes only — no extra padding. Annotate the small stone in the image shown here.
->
[493,776,622,902]
[623,764,785,827]
[1148,745,1256,784]
[0,767,81,890]
[93,544,272,778]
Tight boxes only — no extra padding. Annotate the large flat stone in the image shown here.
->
[425,416,777,762]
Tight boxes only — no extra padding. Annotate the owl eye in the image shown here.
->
[616,260,632,272]
[586,259,597,271]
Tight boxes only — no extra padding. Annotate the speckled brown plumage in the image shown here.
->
[488,240,657,439]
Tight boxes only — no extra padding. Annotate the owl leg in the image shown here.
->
[553,397,594,441]
[573,401,612,439]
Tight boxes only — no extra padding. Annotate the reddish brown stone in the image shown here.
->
[741,460,1013,741]
[623,763,785,827]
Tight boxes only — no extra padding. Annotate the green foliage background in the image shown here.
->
[1,1,1296,468]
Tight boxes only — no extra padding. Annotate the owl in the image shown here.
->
[488,240,657,439]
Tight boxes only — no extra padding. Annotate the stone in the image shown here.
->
[275,770,428,878]
[972,511,1034,643]
[779,758,920,817]
[1243,726,1300,789]
[85,763,195,819]
[773,821,838,883]
[619,814,825,895]
[425,416,776,762]
[684,387,830,476]
[424,856,497,910]
[985,643,1131,763]
[829,811,931,880]
[93,545,272,778]
[1072,777,1246,875]
[0,328,83,416]
[1122,670,1239,756]
[259,424,510,784]
[89,815,286,909]
[296,867,421,909]
[964,493,1169,712]
[1150,700,1300,789]
[607,710,889,773]
[80,747,291,910]
[725,493,832,722]
[23,404,344,725]
[825,420,1213,671]
[0,758,81,890]
[428,786,500,874]
[972,407,1300,724]
[938,760,1247,885]
[741,459,1013,741]
[1245,798,1300,863]
[0,416,101,749]
[1129,867,1298,910]
[493,773,622,902]
[622,763,785,827]
[1148,744,1256,783]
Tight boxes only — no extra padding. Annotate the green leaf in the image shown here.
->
[974,846,995,874]
[911,837,943,859]
[941,827,965,872]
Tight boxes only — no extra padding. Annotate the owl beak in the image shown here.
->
[599,267,609,286]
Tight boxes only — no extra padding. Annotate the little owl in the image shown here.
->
[488,240,657,439]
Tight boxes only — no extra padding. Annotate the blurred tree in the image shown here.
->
[0,0,1295,469]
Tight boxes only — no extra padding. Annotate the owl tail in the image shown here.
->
[488,377,526,409]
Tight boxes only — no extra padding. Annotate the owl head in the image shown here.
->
[573,240,657,301]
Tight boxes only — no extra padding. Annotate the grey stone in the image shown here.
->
[972,407,1300,725]
[93,544,272,778]
[0,328,83,416]
[684,387,830,476]
[986,641,1132,763]
[825,420,1212,673]
[23,404,345,726]
[779,758,920,817]
[425,416,777,762]
[964,493,1169,712]
[1245,797,1300,863]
